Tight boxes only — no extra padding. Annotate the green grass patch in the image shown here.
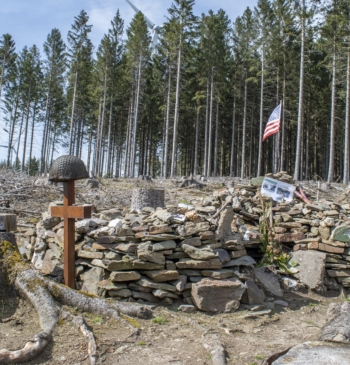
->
[254,354,266,360]
[137,341,146,346]
[152,316,167,325]
[92,315,103,324]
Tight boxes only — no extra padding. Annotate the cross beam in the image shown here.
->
[51,180,92,288]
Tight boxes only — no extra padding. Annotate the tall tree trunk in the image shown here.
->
[343,51,350,184]
[229,86,236,177]
[94,99,102,176]
[207,70,214,176]
[293,0,305,181]
[193,107,199,176]
[69,68,78,155]
[170,38,182,178]
[107,95,114,176]
[21,83,32,172]
[327,35,337,183]
[28,104,37,175]
[130,56,142,177]
[50,135,56,167]
[213,100,219,177]
[16,113,25,169]
[40,75,51,174]
[203,80,209,176]
[7,96,19,167]
[124,92,133,178]
[163,67,171,178]
[241,75,248,179]
[87,128,92,175]
[257,46,264,176]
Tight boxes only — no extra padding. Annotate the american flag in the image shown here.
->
[262,104,281,141]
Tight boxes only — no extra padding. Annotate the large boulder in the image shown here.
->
[291,250,326,293]
[191,278,245,312]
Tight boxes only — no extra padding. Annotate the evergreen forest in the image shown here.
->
[0,0,350,183]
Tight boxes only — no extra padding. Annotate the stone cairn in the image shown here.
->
[17,173,350,312]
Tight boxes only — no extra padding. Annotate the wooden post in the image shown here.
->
[51,180,92,288]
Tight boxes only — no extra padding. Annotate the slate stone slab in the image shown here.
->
[254,267,284,297]
[291,250,326,293]
[191,277,245,312]
[331,225,350,243]
[270,341,350,365]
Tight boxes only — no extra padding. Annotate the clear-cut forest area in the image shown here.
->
[0,0,350,182]
[2,1,350,365]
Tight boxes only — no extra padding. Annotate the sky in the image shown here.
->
[0,0,258,166]
[0,0,258,53]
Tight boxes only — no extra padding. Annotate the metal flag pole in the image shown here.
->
[280,98,285,171]
[277,100,282,172]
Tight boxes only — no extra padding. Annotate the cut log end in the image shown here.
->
[130,188,165,212]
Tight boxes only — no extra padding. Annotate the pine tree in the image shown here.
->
[41,28,67,173]
[167,0,197,177]
[67,10,93,155]
[0,33,16,103]
[124,12,150,177]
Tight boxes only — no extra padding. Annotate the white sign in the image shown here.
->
[261,177,295,202]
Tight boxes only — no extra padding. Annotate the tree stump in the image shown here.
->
[0,214,17,232]
[130,188,164,213]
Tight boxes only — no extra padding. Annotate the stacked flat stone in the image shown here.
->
[17,188,263,312]
[18,172,350,309]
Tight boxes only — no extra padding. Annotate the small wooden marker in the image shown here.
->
[50,181,91,288]
[48,155,91,289]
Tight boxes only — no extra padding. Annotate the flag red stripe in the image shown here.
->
[264,123,280,133]
[263,127,279,137]
[262,130,279,141]
[262,119,280,141]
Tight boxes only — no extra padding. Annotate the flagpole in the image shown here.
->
[277,100,282,171]
[280,98,284,170]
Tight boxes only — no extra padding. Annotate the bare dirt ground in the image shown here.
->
[0,171,349,365]
[0,286,343,365]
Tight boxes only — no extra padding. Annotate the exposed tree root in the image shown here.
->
[0,240,152,364]
[61,310,97,365]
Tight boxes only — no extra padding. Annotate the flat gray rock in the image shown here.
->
[254,267,284,297]
[291,250,326,293]
[224,256,256,267]
[270,341,350,364]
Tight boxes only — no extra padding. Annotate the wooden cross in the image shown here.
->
[50,180,92,288]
